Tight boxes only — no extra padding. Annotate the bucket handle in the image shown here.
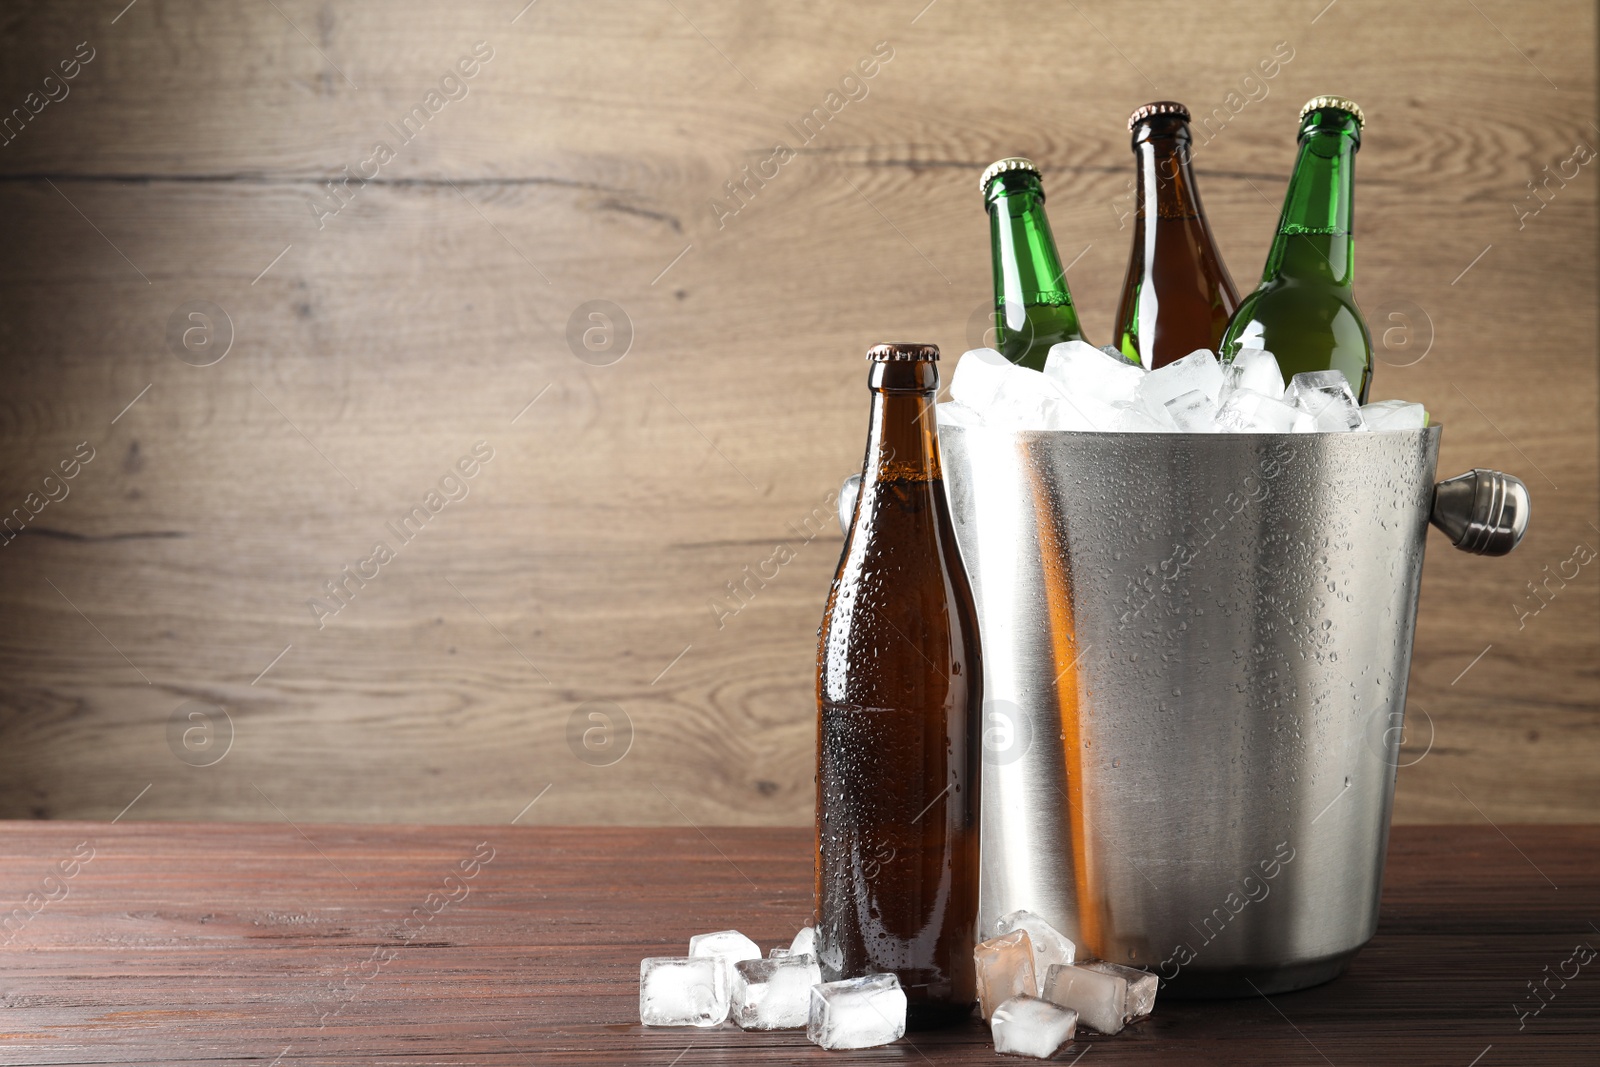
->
[840,468,1531,556]
[1431,469,1529,556]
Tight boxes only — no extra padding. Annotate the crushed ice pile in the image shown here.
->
[937,341,1428,434]
[638,911,1157,1057]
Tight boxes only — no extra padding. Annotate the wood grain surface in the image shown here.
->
[0,821,1597,1065]
[0,1,1594,825]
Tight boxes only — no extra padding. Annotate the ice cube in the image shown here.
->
[789,925,817,956]
[639,956,728,1027]
[992,909,1076,978]
[807,973,906,1050]
[1110,395,1179,433]
[1222,348,1286,400]
[1077,960,1158,1020]
[994,370,1081,431]
[1285,370,1366,432]
[1360,399,1428,431]
[1040,392,1120,432]
[949,348,1014,410]
[688,929,761,1003]
[769,947,791,958]
[952,347,1128,431]
[1040,963,1127,1035]
[731,953,822,1030]
[1043,340,1146,407]
[689,929,761,961]
[935,400,983,429]
[974,929,1037,1019]
[990,994,1079,1059]
[1216,388,1305,434]
[814,931,844,980]
[1164,388,1218,432]
[1134,349,1225,409]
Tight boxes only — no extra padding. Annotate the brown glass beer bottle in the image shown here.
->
[815,342,982,1029]
[1112,102,1240,368]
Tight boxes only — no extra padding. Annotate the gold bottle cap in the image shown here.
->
[867,342,940,363]
[1128,101,1190,130]
[1300,95,1364,129]
[980,157,1040,195]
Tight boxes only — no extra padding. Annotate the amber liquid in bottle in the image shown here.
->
[1113,103,1240,368]
[815,343,982,1030]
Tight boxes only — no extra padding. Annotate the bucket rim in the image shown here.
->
[937,425,1442,441]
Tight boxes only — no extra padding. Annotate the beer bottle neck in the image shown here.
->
[989,176,1070,308]
[986,173,1085,369]
[860,360,941,488]
[1135,121,1202,221]
[1263,124,1358,287]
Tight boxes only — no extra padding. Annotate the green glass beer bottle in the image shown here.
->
[1220,97,1373,401]
[982,158,1089,371]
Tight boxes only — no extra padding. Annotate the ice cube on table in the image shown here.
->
[814,931,844,979]
[789,925,817,957]
[639,956,728,1027]
[689,929,761,961]
[974,929,1037,1019]
[990,995,1079,1059]
[1040,963,1128,1035]
[807,973,906,1050]
[768,947,791,958]
[1222,348,1286,400]
[1078,960,1158,1020]
[1043,340,1146,408]
[936,400,983,428]
[1361,398,1428,431]
[731,953,822,1030]
[1134,349,1226,409]
[1285,370,1366,432]
[1216,388,1306,434]
[688,929,761,1002]
[992,909,1076,978]
[1165,388,1218,432]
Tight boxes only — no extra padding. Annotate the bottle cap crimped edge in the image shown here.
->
[1300,95,1364,129]
[1128,101,1190,130]
[980,157,1040,195]
[867,342,940,362]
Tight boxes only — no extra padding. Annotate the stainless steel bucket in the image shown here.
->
[925,426,1528,997]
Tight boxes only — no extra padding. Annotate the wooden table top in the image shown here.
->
[1,822,1596,1065]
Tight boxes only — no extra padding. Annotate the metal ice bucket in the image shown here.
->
[929,426,1528,997]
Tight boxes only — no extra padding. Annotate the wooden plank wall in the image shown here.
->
[0,0,1592,826]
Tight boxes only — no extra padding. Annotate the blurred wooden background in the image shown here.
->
[0,0,1592,826]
